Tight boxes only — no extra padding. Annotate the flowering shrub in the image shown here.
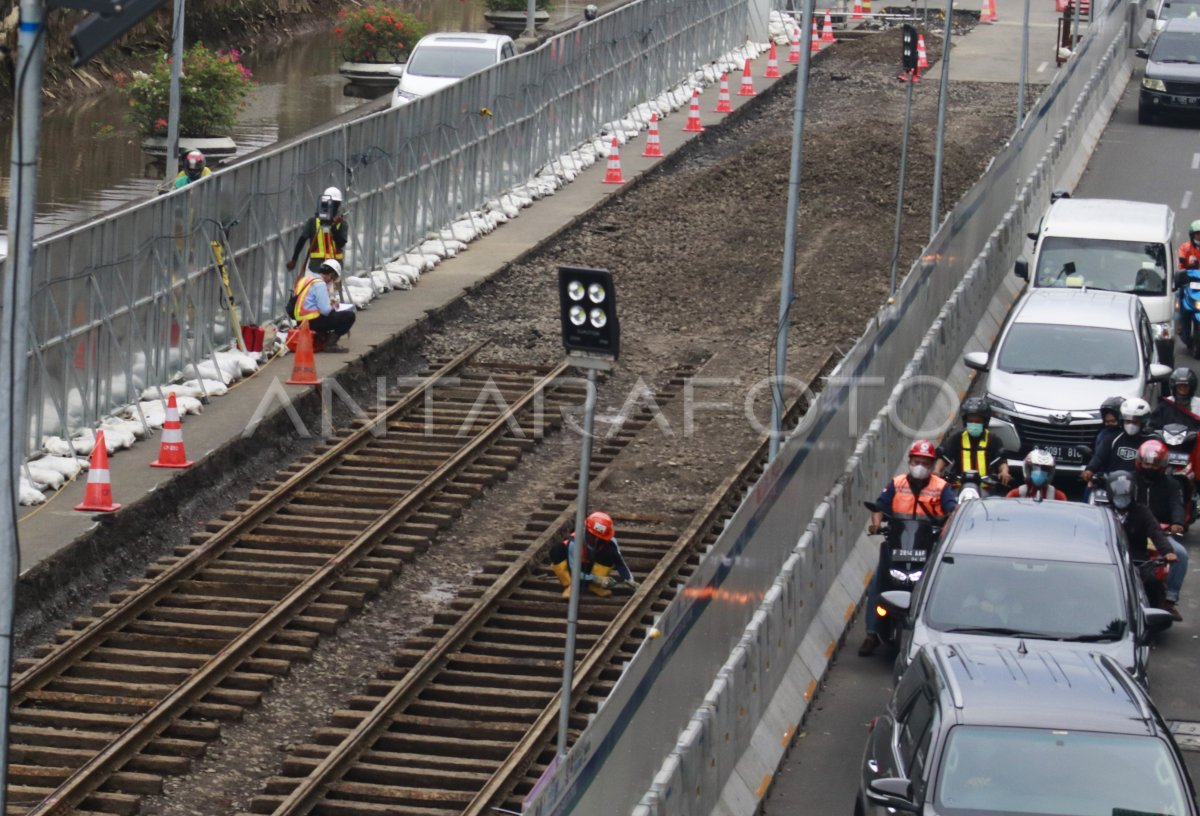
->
[121,44,254,138]
[335,4,428,63]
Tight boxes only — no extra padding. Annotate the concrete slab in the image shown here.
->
[947,0,1069,86]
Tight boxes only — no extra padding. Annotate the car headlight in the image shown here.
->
[987,395,1015,414]
[1143,77,1167,92]
[1152,321,1172,340]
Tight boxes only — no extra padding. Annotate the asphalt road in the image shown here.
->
[761,74,1200,814]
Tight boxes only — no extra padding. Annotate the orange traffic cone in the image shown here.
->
[788,26,802,63]
[810,20,820,51]
[765,42,781,78]
[863,0,873,12]
[852,0,864,18]
[917,34,929,68]
[602,138,625,184]
[981,0,997,22]
[75,431,120,513]
[151,392,193,468]
[821,9,836,42]
[287,321,321,385]
[738,58,756,96]
[643,114,663,157]
[898,66,922,83]
[683,89,705,132]
[715,73,733,112]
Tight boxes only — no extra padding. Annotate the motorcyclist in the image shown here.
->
[1083,397,1156,482]
[1152,367,1200,429]
[1108,471,1184,620]
[1007,449,1067,500]
[860,440,958,657]
[934,396,1012,488]
[547,511,634,598]
[287,186,349,274]
[1179,219,1200,272]
[1136,439,1186,533]
[1095,396,1124,449]
[173,149,211,188]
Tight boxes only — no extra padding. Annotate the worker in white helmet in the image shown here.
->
[287,186,348,274]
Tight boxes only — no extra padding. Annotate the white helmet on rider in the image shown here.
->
[1120,397,1151,436]
[1023,448,1056,489]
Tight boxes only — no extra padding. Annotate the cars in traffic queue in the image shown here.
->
[1138,18,1200,123]
[857,643,1198,816]
[881,498,1173,685]
[1015,196,1176,364]
[964,288,1171,474]
[389,32,516,108]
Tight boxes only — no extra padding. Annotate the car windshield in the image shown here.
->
[407,45,497,78]
[924,554,1127,640]
[935,726,1190,814]
[1152,29,1200,62]
[1161,0,1200,20]
[1034,237,1167,296]
[996,323,1140,379]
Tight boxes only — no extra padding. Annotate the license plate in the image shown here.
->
[893,549,927,561]
[1190,281,1200,291]
[1039,444,1084,464]
[1169,452,1190,465]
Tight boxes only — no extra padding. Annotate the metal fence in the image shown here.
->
[26,0,757,450]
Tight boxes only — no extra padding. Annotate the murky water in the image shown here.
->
[1,0,582,238]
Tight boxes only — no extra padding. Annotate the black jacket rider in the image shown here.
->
[1087,429,1158,477]
[1140,470,1185,528]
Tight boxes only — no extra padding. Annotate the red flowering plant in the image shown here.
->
[335,3,428,63]
[122,44,254,138]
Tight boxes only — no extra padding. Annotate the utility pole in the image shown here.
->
[930,0,954,240]
[166,0,186,181]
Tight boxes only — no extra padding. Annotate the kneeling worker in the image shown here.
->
[549,511,634,597]
[292,259,355,352]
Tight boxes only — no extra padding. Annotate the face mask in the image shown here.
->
[1030,470,1049,487]
[1124,422,1141,436]
[966,422,984,438]
[909,464,930,480]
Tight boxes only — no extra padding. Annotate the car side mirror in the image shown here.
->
[964,351,990,372]
[1143,607,1174,638]
[1014,257,1030,280]
[1136,47,1149,58]
[867,778,919,812]
[1150,363,1173,382]
[387,64,405,77]
[881,590,912,612]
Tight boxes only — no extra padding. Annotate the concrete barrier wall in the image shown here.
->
[519,1,1134,813]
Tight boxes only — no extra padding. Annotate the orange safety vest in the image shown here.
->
[292,275,320,322]
[307,217,342,262]
[960,429,990,474]
[891,474,947,519]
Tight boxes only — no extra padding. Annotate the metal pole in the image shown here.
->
[0,1,47,811]
[557,365,597,759]
[166,0,186,182]
[770,0,817,462]
[1071,0,1081,54]
[889,73,916,295]
[930,0,954,240]
[524,0,537,39]
[1017,0,1031,132]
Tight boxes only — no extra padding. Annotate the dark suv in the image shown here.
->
[1138,17,1200,123]
[857,644,1198,815]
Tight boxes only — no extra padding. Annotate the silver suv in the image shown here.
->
[964,288,1170,472]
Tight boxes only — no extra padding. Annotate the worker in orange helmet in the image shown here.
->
[548,511,635,597]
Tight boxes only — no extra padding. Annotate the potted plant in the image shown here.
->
[335,3,428,85]
[122,44,253,160]
[481,0,551,32]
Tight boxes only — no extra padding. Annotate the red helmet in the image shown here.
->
[585,511,614,541]
[908,439,937,460]
[1136,439,1169,471]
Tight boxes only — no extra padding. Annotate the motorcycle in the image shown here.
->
[1135,553,1172,610]
[951,469,998,502]
[1178,259,1200,357]
[1159,422,1198,524]
[1088,471,1111,507]
[863,501,941,652]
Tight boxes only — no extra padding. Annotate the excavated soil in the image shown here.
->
[128,28,1026,815]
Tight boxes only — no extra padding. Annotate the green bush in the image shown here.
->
[121,44,253,138]
[335,3,428,63]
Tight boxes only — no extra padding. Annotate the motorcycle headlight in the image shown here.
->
[1143,77,1167,92]
[889,568,909,582]
[909,570,924,583]
[1164,429,1186,445]
[1152,321,1173,341]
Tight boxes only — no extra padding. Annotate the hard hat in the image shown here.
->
[585,511,614,541]
[319,259,342,277]
[908,439,937,460]
[322,186,343,203]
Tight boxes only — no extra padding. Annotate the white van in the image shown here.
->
[1015,197,1176,365]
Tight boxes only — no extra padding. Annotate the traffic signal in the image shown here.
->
[68,0,169,66]
[558,265,619,361]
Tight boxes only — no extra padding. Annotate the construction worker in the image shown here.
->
[290,259,355,351]
[548,511,634,598]
[173,150,211,188]
[287,187,348,273]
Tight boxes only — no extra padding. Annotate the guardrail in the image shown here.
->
[25,0,763,450]
[518,0,1136,811]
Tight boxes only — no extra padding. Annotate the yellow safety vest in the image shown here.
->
[307,217,342,262]
[292,276,320,322]
[960,429,990,474]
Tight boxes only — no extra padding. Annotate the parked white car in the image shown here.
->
[390,33,516,108]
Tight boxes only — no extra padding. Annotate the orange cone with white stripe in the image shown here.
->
[917,34,929,68]
[738,58,756,96]
[287,320,321,385]
[765,42,781,77]
[683,88,705,132]
[811,20,821,51]
[821,9,836,42]
[715,74,733,112]
[863,0,873,12]
[151,392,193,468]
[852,0,864,18]
[602,138,625,183]
[981,0,997,22]
[643,114,663,157]
[75,431,120,513]
[788,25,802,63]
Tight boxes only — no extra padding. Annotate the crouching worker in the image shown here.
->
[548,511,635,597]
[292,259,355,352]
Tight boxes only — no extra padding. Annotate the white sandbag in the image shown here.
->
[42,436,74,457]
[19,474,46,506]
[26,463,65,490]
[214,348,259,377]
[440,220,479,243]
[129,401,166,430]
[33,455,85,478]
[386,265,420,289]
[102,415,149,441]
[369,269,392,292]
[180,378,227,398]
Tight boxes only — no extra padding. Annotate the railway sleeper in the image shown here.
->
[247,799,461,816]
[60,659,275,692]
[9,725,207,758]
[280,751,492,783]
[7,784,141,814]
[288,759,495,793]
[44,675,261,710]
[10,742,190,777]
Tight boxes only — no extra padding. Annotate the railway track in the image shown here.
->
[242,353,835,816]
[8,344,599,816]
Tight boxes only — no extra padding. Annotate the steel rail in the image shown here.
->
[26,354,568,816]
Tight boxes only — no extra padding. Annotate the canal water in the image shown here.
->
[3,0,583,237]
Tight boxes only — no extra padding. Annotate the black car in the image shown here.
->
[1137,17,1200,123]
[857,643,1198,815]
[883,498,1173,684]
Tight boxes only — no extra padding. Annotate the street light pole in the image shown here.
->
[1017,0,1031,132]
[524,0,537,40]
[166,0,186,182]
[930,0,954,240]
